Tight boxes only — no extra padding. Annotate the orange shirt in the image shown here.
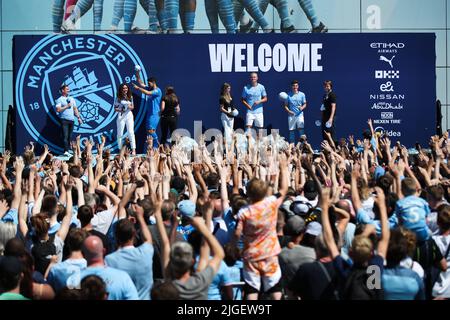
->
[237,195,283,262]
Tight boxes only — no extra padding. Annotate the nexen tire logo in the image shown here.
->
[15,35,147,153]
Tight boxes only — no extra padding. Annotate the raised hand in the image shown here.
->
[65,177,76,190]
[373,186,386,205]
[351,163,361,179]
[14,157,25,172]
[95,184,109,193]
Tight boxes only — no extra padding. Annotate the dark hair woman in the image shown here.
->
[114,83,136,155]
[160,86,180,146]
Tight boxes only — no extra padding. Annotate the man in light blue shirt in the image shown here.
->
[54,84,83,156]
[47,229,88,293]
[66,235,139,300]
[241,72,267,134]
[283,80,307,143]
[105,204,155,300]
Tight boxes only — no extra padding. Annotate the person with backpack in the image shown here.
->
[321,186,390,300]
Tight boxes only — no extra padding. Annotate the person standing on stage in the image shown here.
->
[241,72,267,134]
[160,86,180,146]
[321,80,337,141]
[219,83,237,145]
[133,68,162,149]
[55,84,83,156]
[115,83,136,155]
[284,80,307,144]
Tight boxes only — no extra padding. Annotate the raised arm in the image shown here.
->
[193,163,208,196]
[334,205,350,238]
[118,183,137,220]
[0,151,12,191]
[18,191,28,237]
[37,144,49,166]
[350,164,363,212]
[86,153,96,194]
[196,200,213,272]
[96,184,120,207]
[278,152,289,198]
[74,177,85,207]
[135,69,146,87]
[217,160,230,212]
[133,203,152,244]
[184,164,198,203]
[28,165,36,203]
[11,157,24,211]
[133,83,154,96]
[153,199,170,278]
[56,178,75,241]
[190,216,225,274]
[320,188,340,258]
[374,187,390,259]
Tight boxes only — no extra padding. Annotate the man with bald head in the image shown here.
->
[66,235,139,300]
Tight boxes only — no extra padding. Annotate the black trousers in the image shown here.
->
[160,116,177,145]
[61,119,74,152]
[322,120,335,142]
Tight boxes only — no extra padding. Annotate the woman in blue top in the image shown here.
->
[382,227,425,300]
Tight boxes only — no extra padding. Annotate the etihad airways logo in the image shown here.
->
[208,43,323,72]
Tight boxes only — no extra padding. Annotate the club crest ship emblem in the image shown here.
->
[15,34,147,154]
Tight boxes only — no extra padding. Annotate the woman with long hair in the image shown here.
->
[160,86,180,145]
[219,83,237,145]
[115,83,136,155]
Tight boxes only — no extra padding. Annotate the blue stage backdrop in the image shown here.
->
[13,33,435,154]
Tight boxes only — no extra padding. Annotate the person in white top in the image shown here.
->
[114,83,136,156]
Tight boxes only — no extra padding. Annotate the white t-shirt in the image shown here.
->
[114,98,133,116]
[91,208,117,235]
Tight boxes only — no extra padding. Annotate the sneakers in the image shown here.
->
[63,151,71,157]
[281,24,297,33]
[61,18,76,33]
[130,26,148,34]
[310,22,328,33]
[239,18,254,33]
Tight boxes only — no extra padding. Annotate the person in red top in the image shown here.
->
[234,153,289,300]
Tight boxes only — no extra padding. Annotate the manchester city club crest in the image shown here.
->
[15,34,147,154]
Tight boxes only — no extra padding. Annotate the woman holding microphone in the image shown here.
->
[115,83,136,156]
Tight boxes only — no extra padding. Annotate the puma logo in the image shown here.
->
[380,55,395,68]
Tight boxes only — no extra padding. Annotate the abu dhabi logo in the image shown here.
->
[15,34,147,154]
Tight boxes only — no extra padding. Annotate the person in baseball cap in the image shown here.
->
[178,200,196,218]
[290,195,313,217]
[305,221,322,237]
[177,200,197,241]
[279,216,316,289]
[284,216,306,237]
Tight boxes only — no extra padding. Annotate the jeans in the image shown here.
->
[116,111,136,150]
[61,119,74,152]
